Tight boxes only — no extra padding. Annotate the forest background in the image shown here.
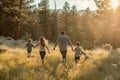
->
[0,0,120,49]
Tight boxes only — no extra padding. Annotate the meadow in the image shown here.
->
[0,37,120,80]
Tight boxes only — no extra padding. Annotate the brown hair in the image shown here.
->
[40,36,46,47]
[60,31,65,35]
[76,41,80,46]
[28,39,32,42]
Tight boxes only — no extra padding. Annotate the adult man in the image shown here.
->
[53,31,73,63]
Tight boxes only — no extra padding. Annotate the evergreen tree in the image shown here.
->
[38,0,50,39]
[94,0,111,10]
[60,2,70,34]
[80,8,95,48]
[0,0,34,39]
[52,0,57,40]
[70,5,78,29]
[69,5,79,42]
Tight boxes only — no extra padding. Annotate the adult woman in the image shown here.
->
[35,36,50,65]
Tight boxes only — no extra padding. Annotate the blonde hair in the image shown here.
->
[40,36,46,47]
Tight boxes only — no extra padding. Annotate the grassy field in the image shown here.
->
[0,44,120,80]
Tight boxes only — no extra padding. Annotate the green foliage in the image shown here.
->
[0,0,36,39]
[1,0,120,48]
[21,33,32,41]
[82,40,95,49]
[63,2,70,11]
[59,1,71,33]
[94,0,111,10]
[38,0,50,38]
[102,43,113,51]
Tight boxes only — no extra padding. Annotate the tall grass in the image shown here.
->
[0,44,120,80]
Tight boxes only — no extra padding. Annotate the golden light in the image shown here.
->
[111,0,119,9]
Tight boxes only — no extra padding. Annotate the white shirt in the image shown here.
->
[36,42,46,51]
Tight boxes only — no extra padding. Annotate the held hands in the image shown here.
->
[53,47,55,50]
[71,46,74,51]
[52,47,56,53]
[48,51,50,54]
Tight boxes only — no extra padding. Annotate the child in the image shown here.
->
[34,36,50,65]
[25,39,34,58]
[72,41,88,63]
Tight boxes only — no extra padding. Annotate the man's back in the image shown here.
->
[58,35,71,51]
[53,31,73,62]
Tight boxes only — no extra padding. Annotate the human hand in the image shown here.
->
[53,47,55,50]
[48,51,50,54]
[85,55,89,60]
[71,47,74,51]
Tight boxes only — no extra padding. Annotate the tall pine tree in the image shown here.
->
[38,0,50,39]
[60,2,70,34]
[0,0,34,39]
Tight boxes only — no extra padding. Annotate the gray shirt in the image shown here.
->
[55,34,72,51]
[25,42,34,51]
[74,46,81,57]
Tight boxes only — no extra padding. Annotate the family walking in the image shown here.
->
[25,31,88,65]
[25,36,50,65]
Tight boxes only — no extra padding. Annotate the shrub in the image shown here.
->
[0,48,7,53]
[102,43,113,51]
[82,40,95,50]
[21,33,32,41]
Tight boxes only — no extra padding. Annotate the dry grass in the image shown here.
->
[0,44,120,80]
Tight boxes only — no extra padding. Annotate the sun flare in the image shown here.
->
[111,0,119,9]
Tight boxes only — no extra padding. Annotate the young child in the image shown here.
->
[34,36,50,65]
[25,39,34,58]
[72,41,88,63]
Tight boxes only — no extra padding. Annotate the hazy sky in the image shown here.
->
[32,0,98,10]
